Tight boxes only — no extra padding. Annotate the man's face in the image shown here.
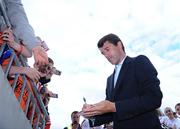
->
[71,113,80,124]
[176,105,180,115]
[164,107,174,119]
[99,41,123,65]
[38,62,54,78]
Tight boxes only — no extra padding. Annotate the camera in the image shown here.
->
[48,93,58,98]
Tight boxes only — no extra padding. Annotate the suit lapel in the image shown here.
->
[113,56,131,95]
[107,71,115,101]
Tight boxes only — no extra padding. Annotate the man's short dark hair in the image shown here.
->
[71,111,78,118]
[97,33,125,52]
[175,103,180,108]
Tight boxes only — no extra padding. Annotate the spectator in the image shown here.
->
[35,57,61,85]
[0,28,41,81]
[70,111,82,129]
[156,108,169,129]
[28,57,60,129]
[0,25,55,129]
[1,0,48,65]
[0,28,41,111]
[0,28,32,66]
[81,118,103,129]
[37,57,60,129]
[81,118,90,129]
[164,107,180,129]
[0,30,58,128]
[1,28,32,57]
[175,103,180,118]
[103,122,113,129]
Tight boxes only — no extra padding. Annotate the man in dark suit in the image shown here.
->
[81,33,163,129]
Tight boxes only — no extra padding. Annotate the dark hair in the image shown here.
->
[48,57,54,64]
[97,33,125,52]
[175,103,180,109]
[71,111,78,118]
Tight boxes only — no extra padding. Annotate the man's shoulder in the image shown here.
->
[124,55,148,63]
[125,55,152,69]
[4,0,21,4]
[130,55,150,64]
[134,55,148,60]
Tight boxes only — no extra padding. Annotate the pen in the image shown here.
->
[78,97,87,116]
[83,97,86,104]
[83,97,95,125]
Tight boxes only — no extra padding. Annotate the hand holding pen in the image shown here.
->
[82,97,96,126]
[81,97,95,116]
[78,97,87,116]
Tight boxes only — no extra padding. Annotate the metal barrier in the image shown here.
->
[0,1,49,129]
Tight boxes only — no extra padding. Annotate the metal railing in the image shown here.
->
[0,1,49,129]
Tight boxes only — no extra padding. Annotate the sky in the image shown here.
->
[23,0,180,128]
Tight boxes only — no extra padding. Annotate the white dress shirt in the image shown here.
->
[114,56,126,87]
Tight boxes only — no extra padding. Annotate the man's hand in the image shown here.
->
[81,100,116,117]
[2,28,15,47]
[32,46,48,65]
[24,67,42,81]
[81,104,95,118]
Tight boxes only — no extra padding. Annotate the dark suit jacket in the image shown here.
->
[90,55,163,129]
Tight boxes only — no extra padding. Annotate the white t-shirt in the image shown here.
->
[81,119,103,129]
[160,116,180,129]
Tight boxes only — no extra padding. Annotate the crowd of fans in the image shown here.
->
[0,27,61,129]
[0,0,62,128]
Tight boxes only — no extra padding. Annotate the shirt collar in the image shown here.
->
[115,55,127,68]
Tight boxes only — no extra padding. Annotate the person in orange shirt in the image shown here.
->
[0,28,42,111]
[1,28,60,128]
[33,57,60,129]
